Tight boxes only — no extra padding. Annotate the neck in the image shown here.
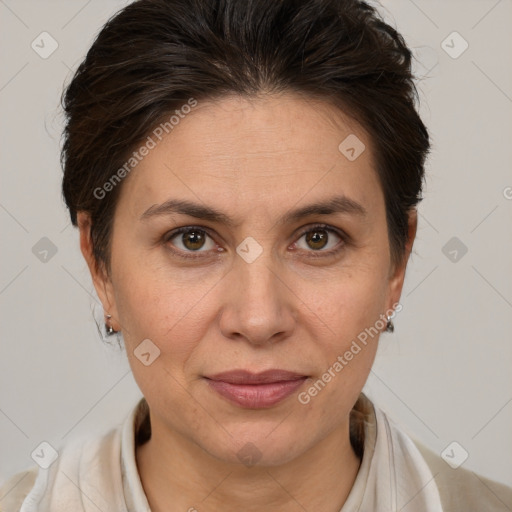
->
[136,413,362,512]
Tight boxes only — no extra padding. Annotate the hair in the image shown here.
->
[61,0,430,277]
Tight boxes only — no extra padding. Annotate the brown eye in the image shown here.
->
[305,229,329,250]
[181,230,206,250]
[166,227,216,254]
[294,225,344,255]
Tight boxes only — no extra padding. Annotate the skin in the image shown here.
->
[78,92,416,512]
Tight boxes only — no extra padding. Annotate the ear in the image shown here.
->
[77,211,121,332]
[386,208,417,310]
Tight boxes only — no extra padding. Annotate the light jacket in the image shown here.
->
[1,393,511,511]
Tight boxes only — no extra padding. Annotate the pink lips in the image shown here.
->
[204,370,307,408]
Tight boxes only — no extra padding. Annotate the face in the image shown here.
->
[80,93,412,466]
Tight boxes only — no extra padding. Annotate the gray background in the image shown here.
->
[1,0,511,494]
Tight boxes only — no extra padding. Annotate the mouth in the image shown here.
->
[203,369,308,409]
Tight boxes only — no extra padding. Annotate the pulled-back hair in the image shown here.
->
[61,0,430,275]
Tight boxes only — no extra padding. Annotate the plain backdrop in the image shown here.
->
[1,0,511,492]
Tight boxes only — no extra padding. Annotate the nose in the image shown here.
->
[218,252,296,346]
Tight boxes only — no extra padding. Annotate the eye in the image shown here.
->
[293,224,345,256]
[165,226,218,258]
[164,223,346,261]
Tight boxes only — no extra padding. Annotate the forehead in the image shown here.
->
[116,92,383,222]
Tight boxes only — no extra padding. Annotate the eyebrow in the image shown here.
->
[139,194,367,227]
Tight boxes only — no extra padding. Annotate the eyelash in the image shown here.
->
[163,223,348,261]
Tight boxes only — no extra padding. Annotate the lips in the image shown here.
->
[207,369,306,384]
[204,369,308,408]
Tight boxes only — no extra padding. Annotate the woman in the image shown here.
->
[2,0,511,510]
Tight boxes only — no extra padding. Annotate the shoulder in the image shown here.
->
[0,427,121,512]
[0,466,38,511]
[412,438,512,512]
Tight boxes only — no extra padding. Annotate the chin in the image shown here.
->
[202,422,314,468]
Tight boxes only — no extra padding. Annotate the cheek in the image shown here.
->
[111,254,219,374]
[297,270,388,418]
[297,261,389,342]
[112,274,206,409]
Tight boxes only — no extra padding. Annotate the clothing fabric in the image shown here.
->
[1,394,511,511]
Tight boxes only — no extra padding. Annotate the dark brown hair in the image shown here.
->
[61,0,430,275]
